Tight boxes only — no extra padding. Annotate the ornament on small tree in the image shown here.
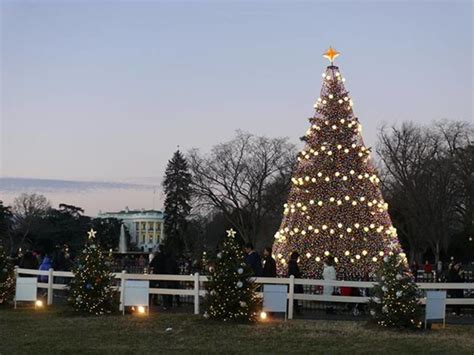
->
[204,228,259,322]
[369,253,422,329]
[0,244,15,305]
[67,228,117,315]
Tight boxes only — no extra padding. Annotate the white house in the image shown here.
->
[98,207,165,252]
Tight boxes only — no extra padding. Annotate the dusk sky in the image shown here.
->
[1,0,472,215]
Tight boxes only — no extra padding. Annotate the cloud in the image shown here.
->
[0,177,155,194]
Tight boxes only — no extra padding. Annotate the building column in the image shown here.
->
[160,222,164,244]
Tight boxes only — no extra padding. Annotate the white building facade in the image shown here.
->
[98,208,165,252]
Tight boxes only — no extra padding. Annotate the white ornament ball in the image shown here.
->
[237,268,244,274]
[239,301,247,308]
[396,274,402,280]
[382,286,388,292]
[236,281,243,288]
[396,291,403,298]
[217,252,222,259]
[383,256,389,262]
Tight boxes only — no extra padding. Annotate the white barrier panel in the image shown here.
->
[263,284,288,316]
[15,277,37,308]
[425,290,447,328]
[123,280,149,315]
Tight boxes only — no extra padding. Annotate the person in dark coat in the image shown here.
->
[262,246,276,277]
[164,252,181,308]
[447,262,464,315]
[20,251,38,270]
[244,243,262,276]
[149,245,167,306]
[287,251,303,314]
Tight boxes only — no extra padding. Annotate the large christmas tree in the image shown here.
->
[68,229,117,315]
[273,48,403,278]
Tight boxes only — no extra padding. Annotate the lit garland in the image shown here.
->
[273,49,404,279]
[67,229,118,315]
[204,229,259,322]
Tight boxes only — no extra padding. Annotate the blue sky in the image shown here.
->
[1,0,472,215]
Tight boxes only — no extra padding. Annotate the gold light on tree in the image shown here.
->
[273,47,404,279]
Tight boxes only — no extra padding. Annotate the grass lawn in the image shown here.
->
[1,307,473,354]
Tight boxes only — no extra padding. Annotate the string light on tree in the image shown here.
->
[273,47,404,279]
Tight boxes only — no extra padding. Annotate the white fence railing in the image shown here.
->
[15,267,474,320]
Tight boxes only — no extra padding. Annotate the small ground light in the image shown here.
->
[35,300,43,308]
[137,306,146,314]
[260,311,268,320]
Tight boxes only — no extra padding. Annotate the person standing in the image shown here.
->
[165,251,181,308]
[262,246,276,277]
[411,260,419,282]
[288,251,303,314]
[447,262,464,316]
[323,256,337,314]
[149,245,167,306]
[20,251,38,270]
[424,260,433,280]
[38,254,52,283]
[436,260,443,281]
[244,243,262,276]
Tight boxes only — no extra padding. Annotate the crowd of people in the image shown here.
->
[242,244,338,314]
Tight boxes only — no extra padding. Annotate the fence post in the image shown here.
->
[47,268,54,305]
[194,272,200,315]
[14,266,19,309]
[119,270,126,313]
[288,275,294,320]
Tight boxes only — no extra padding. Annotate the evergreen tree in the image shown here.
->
[273,48,403,278]
[369,253,422,329]
[0,243,15,305]
[0,201,12,250]
[163,150,192,255]
[204,229,259,322]
[68,229,117,315]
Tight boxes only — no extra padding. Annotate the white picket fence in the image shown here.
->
[15,267,474,319]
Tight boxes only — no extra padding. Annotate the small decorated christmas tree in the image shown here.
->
[0,244,15,305]
[68,229,117,315]
[204,229,259,322]
[369,253,422,329]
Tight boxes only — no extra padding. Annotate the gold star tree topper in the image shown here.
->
[226,228,237,238]
[323,46,340,64]
[87,228,97,239]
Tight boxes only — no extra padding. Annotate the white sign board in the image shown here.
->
[263,284,287,314]
[425,290,446,327]
[123,280,149,311]
[15,277,37,305]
